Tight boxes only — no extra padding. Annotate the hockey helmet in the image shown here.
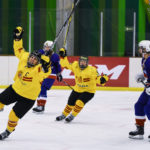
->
[79,56,88,70]
[138,40,150,53]
[146,43,150,53]
[27,51,41,68]
[43,40,53,51]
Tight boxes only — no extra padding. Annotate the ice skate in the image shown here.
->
[65,114,75,122]
[148,135,150,142]
[56,114,66,121]
[32,106,45,113]
[129,125,144,139]
[0,130,11,140]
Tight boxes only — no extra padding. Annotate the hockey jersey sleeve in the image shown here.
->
[37,65,52,82]
[51,53,61,74]
[13,39,28,59]
[92,67,109,86]
[60,56,75,72]
[144,58,150,83]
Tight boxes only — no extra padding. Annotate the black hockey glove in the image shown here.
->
[13,26,24,40]
[100,77,106,84]
[59,48,67,58]
[100,75,108,84]
[41,59,50,73]
[56,73,63,82]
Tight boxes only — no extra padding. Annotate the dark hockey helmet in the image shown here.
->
[79,56,88,70]
[27,51,41,68]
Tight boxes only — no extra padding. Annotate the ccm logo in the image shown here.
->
[62,65,126,80]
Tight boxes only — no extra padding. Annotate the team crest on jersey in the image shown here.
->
[18,71,23,79]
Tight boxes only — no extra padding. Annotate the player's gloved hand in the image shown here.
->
[45,49,53,56]
[41,59,50,73]
[56,73,63,82]
[59,48,67,58]
[135,73,145,83]
[13,26,24,40]
[100,75,109,85]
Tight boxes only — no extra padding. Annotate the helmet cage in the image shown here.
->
[27,52,40,68]
[79,56,88,70]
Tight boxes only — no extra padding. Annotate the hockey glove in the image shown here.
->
[135,73,145,83]
[56,73,63,82]
[59,48,67,58]
[13,26,24,40]
[100,75,109,85]
[41,59,50,73]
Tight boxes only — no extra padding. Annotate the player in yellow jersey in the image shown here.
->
[0,26,51,140]
[56,48,109,122]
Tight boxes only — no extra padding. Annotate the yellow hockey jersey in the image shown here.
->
[12,39,51,100]
[60,57,106,93]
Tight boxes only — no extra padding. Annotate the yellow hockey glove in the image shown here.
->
[59,48,67,58]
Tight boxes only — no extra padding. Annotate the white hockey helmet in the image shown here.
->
[43,40,53,51]
[146,43,150,53]
[138,40,150,49]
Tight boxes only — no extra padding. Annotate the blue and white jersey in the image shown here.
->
[38,49,61,76]
[142,57,150,83]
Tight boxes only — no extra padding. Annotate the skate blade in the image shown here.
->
[129,135,144,140]
[32,111,44,114]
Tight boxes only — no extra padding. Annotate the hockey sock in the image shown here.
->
[0,102,4,110]
[7,110,19,132]
[72,100,84,117]
[37,99,46,106]
[135,118,146,126]
[62,104,74,117]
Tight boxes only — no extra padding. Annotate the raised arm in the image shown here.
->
[13,27,28,59]
[59,48,74,71]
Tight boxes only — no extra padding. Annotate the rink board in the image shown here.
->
[0,56,143,89]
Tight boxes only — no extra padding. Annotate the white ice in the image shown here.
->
[0,89,150,150]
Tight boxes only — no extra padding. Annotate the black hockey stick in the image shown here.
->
[62,80,74,90]
[48,0,80,53]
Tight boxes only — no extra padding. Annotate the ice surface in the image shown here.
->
[0,89,150,150]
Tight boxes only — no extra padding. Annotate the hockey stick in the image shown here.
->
[63,3,74,48]
[49,0,80,51]
[62,80,74,90]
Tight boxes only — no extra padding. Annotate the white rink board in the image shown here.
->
[0,56,146,88]
[129,58,143,88]
[0,56,18,85]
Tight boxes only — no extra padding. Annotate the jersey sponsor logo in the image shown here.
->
[77,84,88,87]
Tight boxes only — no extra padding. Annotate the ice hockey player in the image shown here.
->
[55,48,109,122]
[0,26,51,140]
[129,40,150,140]
[32,40,62,113]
